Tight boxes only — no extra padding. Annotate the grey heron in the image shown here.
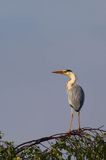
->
[52,69,85,132]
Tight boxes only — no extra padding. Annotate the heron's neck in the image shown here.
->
[66,73,76,90]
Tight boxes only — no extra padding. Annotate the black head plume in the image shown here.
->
[65,69,72,73]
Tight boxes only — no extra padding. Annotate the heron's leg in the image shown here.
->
[78,112,80,131]
[68,109,74,132]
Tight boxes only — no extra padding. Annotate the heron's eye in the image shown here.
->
[65,70,72,73]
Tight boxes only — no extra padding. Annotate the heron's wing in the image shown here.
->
[67,85,85,112]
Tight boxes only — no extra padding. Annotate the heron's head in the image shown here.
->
[52,69,76,81]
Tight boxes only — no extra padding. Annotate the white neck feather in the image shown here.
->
[66,73,76,90]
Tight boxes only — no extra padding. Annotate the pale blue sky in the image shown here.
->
[0,0,106,143]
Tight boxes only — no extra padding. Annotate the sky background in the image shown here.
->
[0,0,106,144]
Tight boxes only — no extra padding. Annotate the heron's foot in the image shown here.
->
[67,128,71,134]
[78,127,81,133]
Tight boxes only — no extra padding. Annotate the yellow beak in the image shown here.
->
[52,70,65,75]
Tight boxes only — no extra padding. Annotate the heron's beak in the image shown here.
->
[52,70,65,75]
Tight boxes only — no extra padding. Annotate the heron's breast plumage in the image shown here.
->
[66,84,85,112]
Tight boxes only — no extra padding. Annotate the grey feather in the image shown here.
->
[67,84,85,112]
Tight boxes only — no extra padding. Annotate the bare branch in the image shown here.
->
[15,126,106,155]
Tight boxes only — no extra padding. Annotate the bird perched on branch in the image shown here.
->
[52,69,85,132]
